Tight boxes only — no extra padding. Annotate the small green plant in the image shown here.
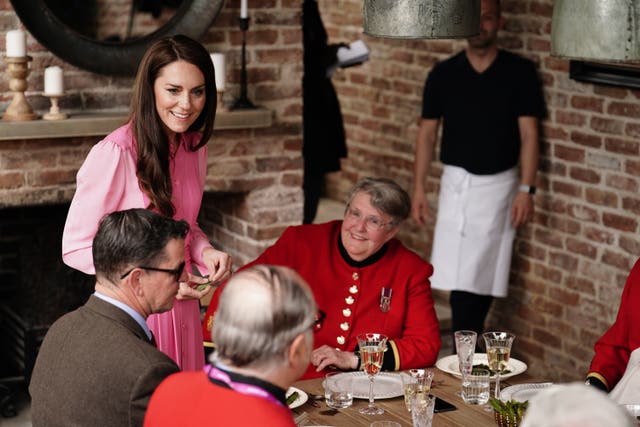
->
[489,398,528,419]
[473,363,512,375]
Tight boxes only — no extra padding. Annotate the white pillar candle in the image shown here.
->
[210,53,226,91]
[44,66,64,95]
[6,29,26,57]
[240,0,248,18]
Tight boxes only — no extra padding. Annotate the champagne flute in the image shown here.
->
[357,333,388,415]
[482,331,515,401]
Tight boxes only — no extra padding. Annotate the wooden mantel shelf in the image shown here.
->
[0,108,273,141]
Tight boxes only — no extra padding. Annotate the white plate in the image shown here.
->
[500,383,553,402]
[622,404,640,418]
[435,353,527,380]
[287,386,308,409]
[323,372,403,399]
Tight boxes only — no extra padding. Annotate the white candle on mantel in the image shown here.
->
[44,66,64,95]
[210,53,226,91]
[240,0,248,18]
[6,29,26,57]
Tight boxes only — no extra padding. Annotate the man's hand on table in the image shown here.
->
[311,345,359,372]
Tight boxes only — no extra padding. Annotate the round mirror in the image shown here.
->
[10,0,224,76]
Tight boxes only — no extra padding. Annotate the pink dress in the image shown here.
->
[62,123,212,371]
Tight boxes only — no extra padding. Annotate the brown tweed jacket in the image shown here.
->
[29,295,179,427]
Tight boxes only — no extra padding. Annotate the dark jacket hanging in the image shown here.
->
[302,0,347,176]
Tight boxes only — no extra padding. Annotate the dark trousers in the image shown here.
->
[450,290,494,351]
[303,171,323,224]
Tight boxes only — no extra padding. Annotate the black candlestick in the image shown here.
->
[231,17,257,110]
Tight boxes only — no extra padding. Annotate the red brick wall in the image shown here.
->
[0,1,304,265]
[320,0,640,382]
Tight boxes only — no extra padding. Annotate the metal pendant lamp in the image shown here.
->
[551,0,640,62]
[363,0,480,39]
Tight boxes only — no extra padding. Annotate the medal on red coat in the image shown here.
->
[380,287,392,312]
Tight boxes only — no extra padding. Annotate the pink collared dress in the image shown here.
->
[62,123,212,371]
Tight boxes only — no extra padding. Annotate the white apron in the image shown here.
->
[430,165,518,297]
[610,347,640,404]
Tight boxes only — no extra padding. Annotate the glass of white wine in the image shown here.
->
[482,331,515,401]
[357,333,388,415]
[401,370,434,411]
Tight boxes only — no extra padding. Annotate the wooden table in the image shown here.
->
[292,370,537,426]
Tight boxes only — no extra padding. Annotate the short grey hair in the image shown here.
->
[520,382,635,427]
[211,265,317,368]
[345,177,411,224]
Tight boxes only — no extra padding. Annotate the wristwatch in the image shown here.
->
[518,185,536,195]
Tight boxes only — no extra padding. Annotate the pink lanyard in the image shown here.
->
[204,364,285,408]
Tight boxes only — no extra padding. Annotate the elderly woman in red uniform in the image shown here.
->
[585,257,640,400]
[203,177,441,379]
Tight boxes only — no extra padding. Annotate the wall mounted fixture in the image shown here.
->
[551,0,640,62]
[363,0,480,39]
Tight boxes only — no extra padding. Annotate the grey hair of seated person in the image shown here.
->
[520,382,635,427]
[344,177,411,225]
[210,265,317,369]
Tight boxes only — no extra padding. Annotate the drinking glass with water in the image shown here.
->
[461,368,490,405]
[410,393,435,427]
[454,330,477,378]
[324,372,353,409]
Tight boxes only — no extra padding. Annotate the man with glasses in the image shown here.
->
[203,177,441,379]
[30,209,187,427]
[145,265,316,426]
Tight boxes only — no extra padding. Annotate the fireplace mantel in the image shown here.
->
[0,108,273,141]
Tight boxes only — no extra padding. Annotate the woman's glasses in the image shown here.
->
[344,206,394,231]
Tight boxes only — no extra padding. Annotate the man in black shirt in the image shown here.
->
[411,0,545,343]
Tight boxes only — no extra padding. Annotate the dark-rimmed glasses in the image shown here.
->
[120,261,185,281]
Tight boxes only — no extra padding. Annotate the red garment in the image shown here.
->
[588,258,640,390]
[144,372,296,427]
[204,221,441,379]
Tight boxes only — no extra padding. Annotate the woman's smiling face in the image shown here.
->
[341,192,399,262]
[153,60,206,140]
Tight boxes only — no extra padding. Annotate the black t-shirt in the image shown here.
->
[421,50,545,175]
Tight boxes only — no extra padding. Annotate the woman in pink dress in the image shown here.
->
[62,34,231,371]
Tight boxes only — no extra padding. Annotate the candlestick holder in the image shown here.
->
[43,93,68,120]
[3,56,38,121]
[231,17,257,110]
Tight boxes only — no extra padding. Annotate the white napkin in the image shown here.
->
[610,346,640,404]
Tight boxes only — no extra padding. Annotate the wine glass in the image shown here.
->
[357,333,388,415]
[482,331,515,401]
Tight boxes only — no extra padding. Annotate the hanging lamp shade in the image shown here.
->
[551,0,640,62]
[363,0,480,39]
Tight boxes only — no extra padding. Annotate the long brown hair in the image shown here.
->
[129,34,216,217]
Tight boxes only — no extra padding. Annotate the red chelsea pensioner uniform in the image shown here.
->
[144,372,295,427]
[588,258,640,390]
[204,221,442,379]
